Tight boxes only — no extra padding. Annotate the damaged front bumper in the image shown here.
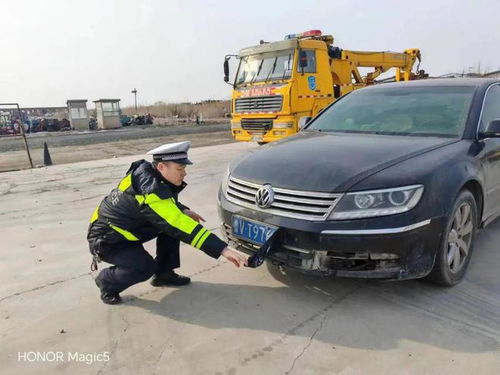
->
[218,193,444,280]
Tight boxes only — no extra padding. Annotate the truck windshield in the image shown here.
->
[235,49,294,87]
[307,86,476,137]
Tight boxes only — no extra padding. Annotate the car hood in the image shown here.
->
[231,131,457,192]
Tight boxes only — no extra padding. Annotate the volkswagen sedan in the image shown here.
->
[218,79,500,286]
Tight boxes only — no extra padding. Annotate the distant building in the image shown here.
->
[93,99,121,129]
[67,100,89,131]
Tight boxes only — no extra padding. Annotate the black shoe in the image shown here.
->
[95,278,122,305]
[151,270,191,287]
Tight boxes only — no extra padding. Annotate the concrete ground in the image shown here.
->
[0,142,499,375]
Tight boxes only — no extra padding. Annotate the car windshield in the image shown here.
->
[235,49,294,87]
[307,86,476,137]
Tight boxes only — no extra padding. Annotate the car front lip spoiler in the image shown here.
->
[321,219,431,235]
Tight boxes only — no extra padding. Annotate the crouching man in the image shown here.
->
[87,141,248,304]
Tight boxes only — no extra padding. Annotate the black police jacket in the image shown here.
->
[87,160,227,259]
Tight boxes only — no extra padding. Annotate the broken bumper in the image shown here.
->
[218,191,444,280]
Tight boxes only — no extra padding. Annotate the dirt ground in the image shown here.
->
[0,131,235,172]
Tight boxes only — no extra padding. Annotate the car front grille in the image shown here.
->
[235,95,283,113]
[225,176,342,221]
[241,118,273,131]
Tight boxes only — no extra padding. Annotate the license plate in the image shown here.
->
[232,216,277,245]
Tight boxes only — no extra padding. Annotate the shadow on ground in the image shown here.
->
[128,220,500,354]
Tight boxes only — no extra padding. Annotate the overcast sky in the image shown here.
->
[1,0,499,107]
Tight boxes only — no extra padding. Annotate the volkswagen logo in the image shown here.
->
[255,184,274,209]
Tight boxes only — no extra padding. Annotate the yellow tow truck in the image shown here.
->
[224,30,424,143]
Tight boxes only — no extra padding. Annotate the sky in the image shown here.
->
[1,0,499,107]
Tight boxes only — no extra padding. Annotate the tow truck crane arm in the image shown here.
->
[332,48,422,85]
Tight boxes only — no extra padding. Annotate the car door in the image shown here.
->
[478,83,500,221]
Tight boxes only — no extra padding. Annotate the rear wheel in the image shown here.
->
[426,190,477,286]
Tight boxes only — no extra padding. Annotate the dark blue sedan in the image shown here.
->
[218,78,500,286]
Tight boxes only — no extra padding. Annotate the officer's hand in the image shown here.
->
[184,209,206,223]
[221,247,248,268]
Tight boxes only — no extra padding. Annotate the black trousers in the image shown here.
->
[94,234,180,294]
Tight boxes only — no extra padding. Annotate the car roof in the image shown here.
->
[364,78,499,90]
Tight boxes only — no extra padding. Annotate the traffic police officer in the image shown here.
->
[87,141,248,304]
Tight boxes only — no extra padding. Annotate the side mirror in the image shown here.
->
[223,60,229,83]
[299,50,308,69]
[298,116,312,129]
[479,119,500,138]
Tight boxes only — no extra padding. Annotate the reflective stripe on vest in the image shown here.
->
[118,174,132,192]
[145,193,198,235]
[90,205,99,223]
[144,193,213,250]
[190,228,207,247]
[196,230,211,249]
[109,224,139,241]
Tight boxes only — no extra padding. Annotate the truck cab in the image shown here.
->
[228,32,334,143]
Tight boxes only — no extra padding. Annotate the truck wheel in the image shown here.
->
[426,190,477,286]
[257,142,267,146]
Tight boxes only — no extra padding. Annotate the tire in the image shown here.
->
[257,142,268,146]
[426,190,477,286]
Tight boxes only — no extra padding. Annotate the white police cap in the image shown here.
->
[146,141,193,165]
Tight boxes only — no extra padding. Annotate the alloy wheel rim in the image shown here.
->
[447,202,473,274]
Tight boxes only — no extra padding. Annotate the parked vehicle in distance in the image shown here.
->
[120,114,154,126]
[218,78,500,286]
[89,117,97,130]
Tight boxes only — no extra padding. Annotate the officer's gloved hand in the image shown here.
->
[221,247,248,268]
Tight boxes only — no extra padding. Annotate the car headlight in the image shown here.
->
[221,167,230,196]
[329,185,424,220]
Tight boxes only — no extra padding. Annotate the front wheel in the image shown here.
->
[426,190,477,286]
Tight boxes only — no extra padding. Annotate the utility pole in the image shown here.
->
[131,88,138,114]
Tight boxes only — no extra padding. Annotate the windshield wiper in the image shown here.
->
[249,59,265,85]
[406,132,455,138]
[372,131,411,136]
[264,56,278,83]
